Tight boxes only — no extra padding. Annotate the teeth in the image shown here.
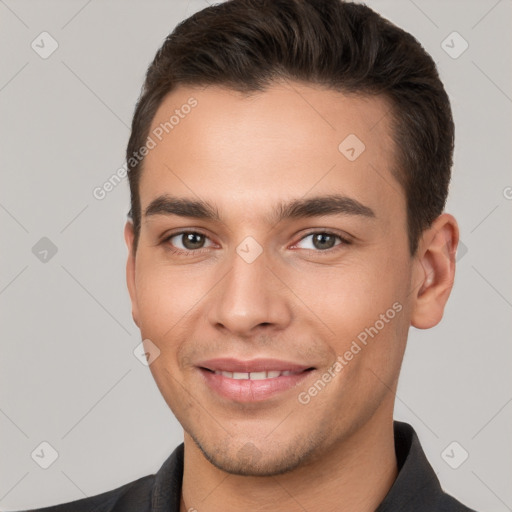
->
[249,371,267,380]
[214,370,298,380]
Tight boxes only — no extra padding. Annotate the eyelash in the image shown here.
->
[162,230,214,256]
[293,230,352,253]
[162,230,351,256]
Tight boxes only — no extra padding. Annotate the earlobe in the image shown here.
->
[410,213,459,330]
[124,221,140,328]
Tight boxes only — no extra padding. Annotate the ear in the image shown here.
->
[124,221,140,328]
[410,213,459,329]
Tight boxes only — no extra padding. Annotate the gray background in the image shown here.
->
[1,0,511,510]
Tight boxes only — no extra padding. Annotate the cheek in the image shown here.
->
[133,257,206,339]
[133,262,202,399]
[300,259,401,312]
[288,251,409,353]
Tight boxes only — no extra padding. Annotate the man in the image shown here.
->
[19,0,477,510]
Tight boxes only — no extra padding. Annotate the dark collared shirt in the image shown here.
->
[18,421,477,512]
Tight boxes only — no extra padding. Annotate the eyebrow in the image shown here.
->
[143,194,376,224]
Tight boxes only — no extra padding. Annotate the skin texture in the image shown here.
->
[124,81,459,511]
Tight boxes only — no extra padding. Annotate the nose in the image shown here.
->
[207,249,293,337]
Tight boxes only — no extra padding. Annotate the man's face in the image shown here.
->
[126,82,417,476]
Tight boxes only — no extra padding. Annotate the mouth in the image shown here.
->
[197,358,315,402]
[206,369,308,380]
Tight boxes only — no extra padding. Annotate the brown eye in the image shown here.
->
[168,232,212,251]
[296,232,344,251]
[182,233,205,249]
[311,233,337,250]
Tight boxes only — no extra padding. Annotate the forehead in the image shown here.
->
[140,81,403,225]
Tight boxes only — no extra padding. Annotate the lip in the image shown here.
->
[197,358,315,402]
[197,357,313,373]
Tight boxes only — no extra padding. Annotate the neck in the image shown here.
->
[180,409,398,512]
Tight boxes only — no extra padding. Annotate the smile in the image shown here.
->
[197,358,315,402]
[211,370,304,380]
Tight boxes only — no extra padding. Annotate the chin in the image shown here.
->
[191,432,317,477]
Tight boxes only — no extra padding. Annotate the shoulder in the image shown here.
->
[14,474,155,512]
[382,421,479,512]
[438,493,479,512]
[14,443,185,512]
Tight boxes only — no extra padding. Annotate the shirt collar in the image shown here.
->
[376,421,444,511]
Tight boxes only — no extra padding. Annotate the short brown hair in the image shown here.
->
[126,0,454,255]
